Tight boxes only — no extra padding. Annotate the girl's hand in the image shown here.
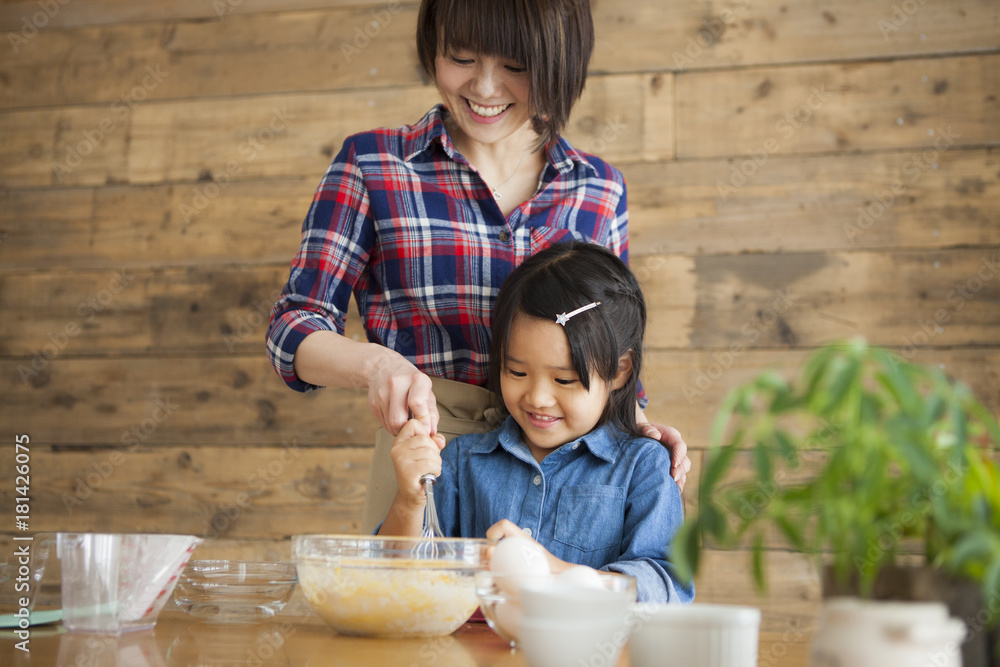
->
[485,519,576,575]
[389,418,447,510]
[367,354,440,436]
[636,418,692,492]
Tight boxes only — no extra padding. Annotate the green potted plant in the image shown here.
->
[673,339,1000,665]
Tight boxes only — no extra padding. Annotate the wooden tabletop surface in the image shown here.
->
[1,611,590,667]
[2,610,811,666]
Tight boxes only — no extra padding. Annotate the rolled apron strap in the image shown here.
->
[359,376,500,534]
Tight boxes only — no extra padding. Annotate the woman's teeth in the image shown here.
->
[468,101,510,117]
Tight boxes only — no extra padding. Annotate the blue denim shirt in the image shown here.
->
[434,416,694,603]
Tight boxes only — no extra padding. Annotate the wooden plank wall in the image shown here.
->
[1,0,998,659]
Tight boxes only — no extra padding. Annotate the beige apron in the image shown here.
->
[359,377,501,534]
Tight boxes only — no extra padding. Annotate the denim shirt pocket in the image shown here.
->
[552,485,625,553]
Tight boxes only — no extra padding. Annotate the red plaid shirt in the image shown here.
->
[267,105,629,392]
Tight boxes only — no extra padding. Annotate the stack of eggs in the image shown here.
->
[474,537,636,666]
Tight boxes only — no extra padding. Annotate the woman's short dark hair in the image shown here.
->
[488,241,646,438]
[416,0,594,147]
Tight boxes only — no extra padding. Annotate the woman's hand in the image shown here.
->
[636,414,692,492]
[292,331,440,436]
[485,519,576,575]
[366,353,440,436]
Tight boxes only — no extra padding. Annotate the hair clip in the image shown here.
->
[555,301,601,326]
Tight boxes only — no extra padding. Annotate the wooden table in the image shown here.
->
[2,611,811,666]
[1,611,592,666]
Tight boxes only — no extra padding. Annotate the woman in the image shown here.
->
[266,0,691,532]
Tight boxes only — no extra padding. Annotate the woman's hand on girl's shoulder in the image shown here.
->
[637,422,691,492]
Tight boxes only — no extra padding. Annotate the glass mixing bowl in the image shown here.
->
[293,534,490,638]
[173,560,297,623]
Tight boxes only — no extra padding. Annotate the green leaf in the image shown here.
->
[772,430,797,465]
[982,556,1000,607]
[890,428,944,482]
[671,522,700,584]
[875,362,921,416]
[754,439,774,488]
[700,443,741,497]
[801,345,837,406]
[697,503,727,541]
[751,532,766,592]
[774,515,807,552]
[819,355,861,414]
[946,531,995,570]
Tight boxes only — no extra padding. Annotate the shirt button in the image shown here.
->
[522,527,533,537]
[533,475,541,486]
[498,230,510,241]
[572,443,579,450]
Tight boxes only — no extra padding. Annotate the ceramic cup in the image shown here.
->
[629,603,762,667]
[519,576,636,622]
[811,598,966,667]
[519,616,631,667]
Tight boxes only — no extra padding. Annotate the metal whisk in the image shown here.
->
[411,473,455,560]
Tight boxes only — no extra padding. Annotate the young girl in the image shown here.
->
[378,242,693,603]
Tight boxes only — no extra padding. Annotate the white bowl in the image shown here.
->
[520,577,636,622]
[519,616,631,667]
[629,603,761,667]
[475,570,635,646]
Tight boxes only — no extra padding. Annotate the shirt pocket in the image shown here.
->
[528,227,596,255]
[553,485,625,553]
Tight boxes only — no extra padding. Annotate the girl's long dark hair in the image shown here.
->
[488,241,646,437]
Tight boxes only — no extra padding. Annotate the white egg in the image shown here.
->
[555,565,605,590]
[489,536,551,595]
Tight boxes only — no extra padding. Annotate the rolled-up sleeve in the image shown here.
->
[266,139,374,392]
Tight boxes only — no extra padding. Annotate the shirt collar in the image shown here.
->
[546,135,599,177]
[403,105,454,162]
[404,104,598,177]
[470,416,621,464]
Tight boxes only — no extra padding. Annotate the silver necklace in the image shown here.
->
[490,148,529,201]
